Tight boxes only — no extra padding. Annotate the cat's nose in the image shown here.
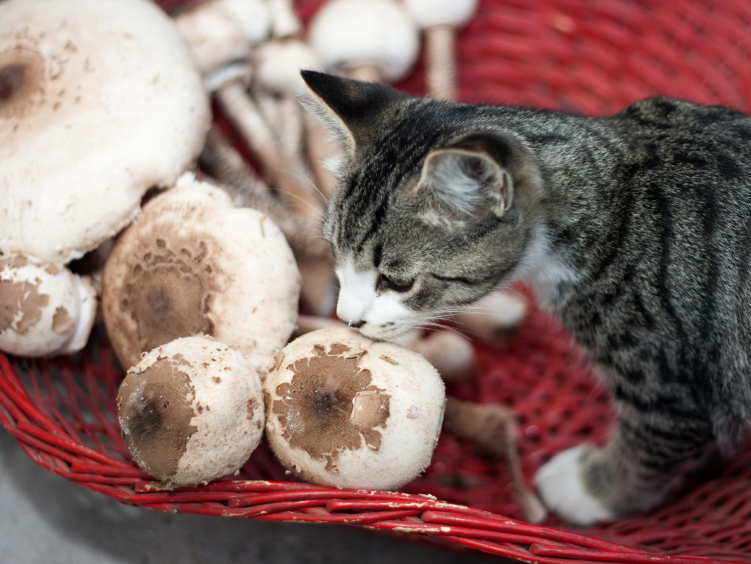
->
[347,319,365,329]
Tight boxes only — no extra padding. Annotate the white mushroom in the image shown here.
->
[265,327,445,490]
[0,253,96,357]
[172,0,272,74]
[308,0,420,83]
[101,173,300,375]
[452,289,530,343]
[266,0,301,39]
[408,329,474,383]
[118,335,265,487]
[0,0,211,266]
[402,0,478,101]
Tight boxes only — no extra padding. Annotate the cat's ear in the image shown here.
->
[300,70,408,157]
[418,147,514,220]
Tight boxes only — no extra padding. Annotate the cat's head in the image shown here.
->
[301,71,545,341]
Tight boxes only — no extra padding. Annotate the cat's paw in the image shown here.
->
[533,444,616,526]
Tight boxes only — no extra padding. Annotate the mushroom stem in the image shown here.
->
[443,397,548,524]
[199,126,332,260]
[267,0,301,39]
[304,112,341,200]
[215,78,324,222]
[424,23,457,101]
[297,257,338,317]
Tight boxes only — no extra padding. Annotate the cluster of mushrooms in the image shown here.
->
[0,0,544,523]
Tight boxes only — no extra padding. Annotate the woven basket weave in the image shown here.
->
[2,0,751,561]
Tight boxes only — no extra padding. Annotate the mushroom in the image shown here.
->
[294,315,473,382]
[408,329,474,383]
[265,327,445,490]
[118,335,265,487]
[451,289,530,344]
[172,0,272,75]
[0,0,211,266]
[0,253,96,357]
[308,0,420,83]
[402,0,478,101]
[101,173,301,375]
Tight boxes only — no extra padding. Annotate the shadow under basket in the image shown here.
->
[4,0,751,561]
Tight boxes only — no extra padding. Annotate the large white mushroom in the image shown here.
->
[0,0,211,266]
[265,328,445,490]
[101,173,301,375]
[308,0,420,83]
[118,335,265,487]
[0,253,97,357]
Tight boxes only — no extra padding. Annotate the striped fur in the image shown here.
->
[301,71,751,523]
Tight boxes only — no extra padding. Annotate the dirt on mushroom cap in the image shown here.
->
[272,342,391,472]
[117,355,198,479]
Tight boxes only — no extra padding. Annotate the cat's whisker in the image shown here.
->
[274,188,327,221]
[281,167,331,207]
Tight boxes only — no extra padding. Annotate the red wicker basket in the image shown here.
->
[3,0,751,562]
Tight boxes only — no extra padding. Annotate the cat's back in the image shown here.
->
[608,97,751,184]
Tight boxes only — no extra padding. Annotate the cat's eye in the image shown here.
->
[377,274,414,293]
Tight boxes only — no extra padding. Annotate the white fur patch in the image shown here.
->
[336,260,378,324]
[534,445,616,526]
[511,224,580,311]
[335,258,417,340]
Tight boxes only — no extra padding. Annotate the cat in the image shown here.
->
[299,70,751,526]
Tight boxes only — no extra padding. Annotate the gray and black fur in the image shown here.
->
[301,70,751,520]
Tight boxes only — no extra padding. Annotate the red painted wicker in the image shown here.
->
[2,0,751,561]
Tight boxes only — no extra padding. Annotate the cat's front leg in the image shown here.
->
[534,406,712,525]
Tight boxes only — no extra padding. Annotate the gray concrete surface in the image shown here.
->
[0,430,504,564]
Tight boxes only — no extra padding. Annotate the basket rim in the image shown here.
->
[0,350,746,564]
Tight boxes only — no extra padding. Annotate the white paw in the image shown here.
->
[533,444,616,526]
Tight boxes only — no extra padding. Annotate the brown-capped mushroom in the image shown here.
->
[265,327,445,490]
[0,0,210,266]
[0,253,96,357]
[101,173,300,375]
[118,335,265,487]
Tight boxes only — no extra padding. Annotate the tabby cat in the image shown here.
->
[300,70,751,525]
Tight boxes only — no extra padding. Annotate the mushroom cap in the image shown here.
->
[174,0,272,74]
[118,336,265,487]
[254,39,321,96]
[308,0,419,82]
[0,253,97,357]
[265,328,445,490]
[102,173,301,375]
[402,0,478,29]
[0,0,211,266]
